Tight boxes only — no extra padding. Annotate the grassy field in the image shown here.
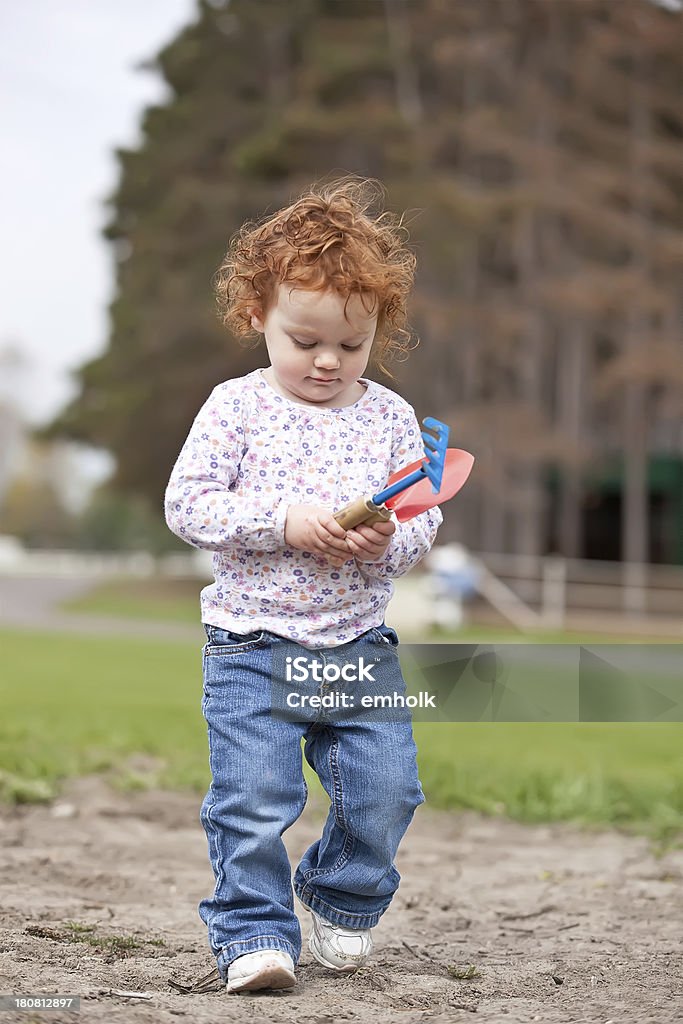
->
[2,626,682,846]
[63,578,671,643]
[63,578,202,623]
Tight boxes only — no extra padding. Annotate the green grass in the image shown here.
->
[62,579,202,623]
[25,921,166,955]
[0,629,209,798]
[414,722,683,844]
[1,628,681,845]
[430,624,671,643]
[62,578,678,644]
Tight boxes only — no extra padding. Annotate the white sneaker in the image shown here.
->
[308,908,373,972]
[226,949,296,993]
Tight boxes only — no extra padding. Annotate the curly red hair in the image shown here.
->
[214,176,417,377]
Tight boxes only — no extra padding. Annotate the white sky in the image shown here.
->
[0,0,197,426]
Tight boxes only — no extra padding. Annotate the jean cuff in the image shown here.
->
[295,883,387,930]
[215,935,299,977]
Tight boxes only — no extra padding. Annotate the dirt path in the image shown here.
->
[0,776,681,1024]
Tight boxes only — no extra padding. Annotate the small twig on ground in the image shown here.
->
[168,966,223,994]
[101,989,152,1000]
[498,903,556,920]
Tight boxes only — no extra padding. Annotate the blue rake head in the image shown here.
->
[371,416,451,507]
[421,417,450,493]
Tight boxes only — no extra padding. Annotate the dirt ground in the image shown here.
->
[0,775,681,1024]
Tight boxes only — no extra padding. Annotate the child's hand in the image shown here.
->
[345,519,396,562]
[285,504,352,567]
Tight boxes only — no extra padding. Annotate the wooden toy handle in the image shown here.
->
[334,497,393,530]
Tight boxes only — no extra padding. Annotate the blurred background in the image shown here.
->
[1,0,682,836]
[1,0,681,637]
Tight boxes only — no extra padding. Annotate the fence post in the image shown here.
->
[541,555,567,629]
[623,561,647,618]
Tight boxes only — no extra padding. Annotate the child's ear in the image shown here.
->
[249,306,265,333]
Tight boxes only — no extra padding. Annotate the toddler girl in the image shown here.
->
[165,176,442,993]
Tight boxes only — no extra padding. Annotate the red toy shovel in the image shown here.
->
[383,448,475,522]
[334,448,474,529]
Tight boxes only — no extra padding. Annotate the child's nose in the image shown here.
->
[314,351,341,369]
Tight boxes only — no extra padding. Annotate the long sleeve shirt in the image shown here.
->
[165,368,442,648]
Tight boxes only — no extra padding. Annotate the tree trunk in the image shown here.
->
[557,318,586,557]
[383,0,423,130]
[513,212,545,557]
[621,49,651,565]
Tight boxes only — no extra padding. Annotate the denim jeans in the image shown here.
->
[198,622,425,978]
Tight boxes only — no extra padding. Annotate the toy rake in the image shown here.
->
[334,417,474,530]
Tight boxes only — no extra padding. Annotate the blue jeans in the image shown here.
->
[198,622,425,979]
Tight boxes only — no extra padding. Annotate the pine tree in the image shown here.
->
[47,0,683,562]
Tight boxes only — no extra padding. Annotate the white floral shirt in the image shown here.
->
[165,369,442,648]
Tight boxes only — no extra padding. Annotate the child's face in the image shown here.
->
[250,285,378,407]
